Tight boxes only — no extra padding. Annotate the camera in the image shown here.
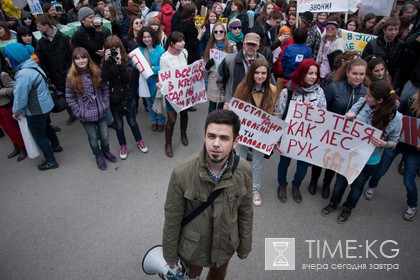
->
[110,47,118,58]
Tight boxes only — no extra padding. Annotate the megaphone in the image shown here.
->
[142,245,192,279]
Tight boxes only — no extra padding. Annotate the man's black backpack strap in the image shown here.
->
[181,155,240,228]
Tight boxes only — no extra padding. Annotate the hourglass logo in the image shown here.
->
[265,238,295,270]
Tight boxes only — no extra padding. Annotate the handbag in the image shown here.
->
[30,67,67,113]
[152,89,165,115]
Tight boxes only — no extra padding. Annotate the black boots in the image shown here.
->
[180,111,188,146]
[165,112,177,157]
[8,144,20,159]
[322,184,330,199]
[7,145,27,161]
[308,180,317,195]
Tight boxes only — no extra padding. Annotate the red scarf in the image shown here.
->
[168,45,182,56]
[0,33,11,41]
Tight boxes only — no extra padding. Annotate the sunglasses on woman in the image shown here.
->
[213,30,225,34]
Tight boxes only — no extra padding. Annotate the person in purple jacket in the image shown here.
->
[65,47,117,171]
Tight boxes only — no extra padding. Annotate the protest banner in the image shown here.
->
[359,0,394,16]
[27,0,43,15]
[129,48,154,97]
[209,49,227,71]
[340,29,377,56]
[280,101,382,184]
[158,59,207,113]
[228,98,289,155]
[297,0,349,13]
[400,116,420,147]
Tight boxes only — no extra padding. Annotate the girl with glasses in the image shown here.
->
[203,22,237,113]
[227,18,244,51]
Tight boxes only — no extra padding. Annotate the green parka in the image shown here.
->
[163,148,253,267]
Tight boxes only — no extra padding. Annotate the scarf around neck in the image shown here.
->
[168,45,182,56]
[227,32,244,43]
[215,40,225,50]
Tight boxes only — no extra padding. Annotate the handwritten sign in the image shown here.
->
[400,116,420,147]
[340,29,377,56]
[297,0,349,13]
[27,0,43,15]
[158,59,207,113]
[129,48,154,97]
[280,101,382,184]
[209,49,227,71]
[228,98,289,155]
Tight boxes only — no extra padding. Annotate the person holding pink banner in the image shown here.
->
[159,32,189,157]
[274,58,326,203]
[229,58,278,206]
[322,80,402,224]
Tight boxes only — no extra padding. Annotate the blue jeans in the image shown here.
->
[208,101,224,113]
[402,151,420,208]
[146,95,166,125]
[369,148,397,188]
[112,99,143,146]
[105,108,114,126]
[331,164,379,209]
[26,113,59,164]
[235,144,264,190]
[277,155,310,188]
[80,117,110,156]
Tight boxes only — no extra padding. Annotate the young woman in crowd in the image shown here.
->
[137,27,166,132]
[102,36,148,160]
[204,22,237,113]
[103,4,122,38]
[345,17,360,32]
[274,58,326,203]
[16,26,37,48]
[148,17,167,46]
[199,10,219,56]
[255,2,275,29]
[0,22,15,41]
[316,20,347,83]
[180,3,204,65]
[4,43,61,170]
[229,0,249,34]
[229,58,278,206]
[272,25,293,79]
[212,2,224,18]
[309,58,367,198]
[227,18,244,51]
[365,90,420,221]
[286,12,297,33]
[159,32,189,157]
[66,47,116,171]
[0,61,26,161]
[364,56,392,88]
[322,79,402,224]
[360,13,377,34]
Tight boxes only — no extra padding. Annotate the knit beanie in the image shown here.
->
[300,11,313,24]
[78,6,95,21]
[228,18,242,31]
[279,25,291,35]
[3,43,34,69]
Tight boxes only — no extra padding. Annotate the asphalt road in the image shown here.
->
[0,104,419,280]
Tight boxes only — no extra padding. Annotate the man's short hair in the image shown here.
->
[269,10,283,20]
[383,17,400,30]
[35,14,53,28]
[293,27,308,44]
[205,110,241,139]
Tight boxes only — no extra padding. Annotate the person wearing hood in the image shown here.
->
[67,0,89,23]
[4,43,62,171]
[71,6,106,65]
[157,0,175,37]
[20,10,37,32]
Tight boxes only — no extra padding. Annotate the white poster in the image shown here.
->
[297,0,349,13]
[158,60,207,113]
[209,49,227,71]
[228,98,289,155]
[27,0,43,15]
[279,101,382,184]
[129,48,154,97]
[359,0,394,16]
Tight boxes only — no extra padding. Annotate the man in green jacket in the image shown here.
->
[163,110,253,279]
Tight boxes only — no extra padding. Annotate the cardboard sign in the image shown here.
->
[280,101,382,184]
[27,0,43,15]
[228,98,289,155]
[297,0,349,13]
[209,49,227,71]
[399,116,420,147]
[158,60,207,113]
[340,29,377,56]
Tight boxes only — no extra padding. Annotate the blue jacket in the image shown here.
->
[12,59,54,116]
[350,98,402,165]
[281,43,313,79]
[138,45,165,96]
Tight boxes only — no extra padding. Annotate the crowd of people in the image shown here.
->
[0,0,419,224]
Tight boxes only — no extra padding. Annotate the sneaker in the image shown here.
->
[96,155,107,170]
[321,203,336,216]
[403,207,417,221]
[120,145,128,160]
[292,187,302,203]
[137,140,148,153]
[277,184,287,203]
[337,207,352,224]
[103,151,117,163]
[37,161,59,171]
[365,187,375,200]
[252,190,262,206]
